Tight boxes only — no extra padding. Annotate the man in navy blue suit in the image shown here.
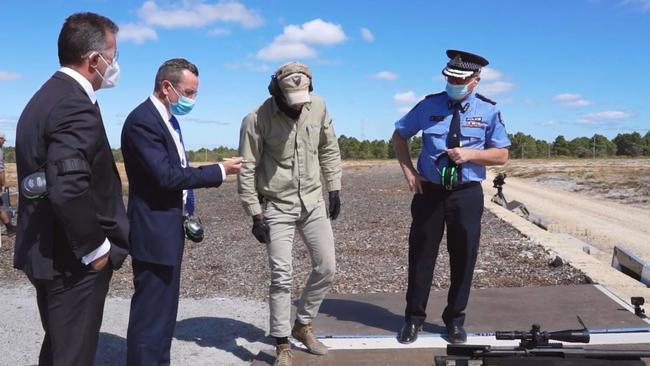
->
[121,58,243,365]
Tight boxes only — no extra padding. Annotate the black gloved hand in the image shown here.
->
[252,215,271,244]
[328,190,341,220]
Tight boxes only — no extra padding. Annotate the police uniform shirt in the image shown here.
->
[394,91,511,184]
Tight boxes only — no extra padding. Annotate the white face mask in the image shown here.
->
[95,53,120,89]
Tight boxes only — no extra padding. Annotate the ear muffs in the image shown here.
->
[440,166,459,190]
[267,75,281,96]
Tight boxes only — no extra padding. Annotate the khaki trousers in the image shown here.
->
[264,200,336,337]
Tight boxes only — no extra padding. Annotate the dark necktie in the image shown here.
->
[447,103,462,150]
[169,116,195,216]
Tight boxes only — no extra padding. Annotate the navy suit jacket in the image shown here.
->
[121,98,223,266]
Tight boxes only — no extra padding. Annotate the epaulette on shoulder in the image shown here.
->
[476,93,497,105]
[425,92,446,99]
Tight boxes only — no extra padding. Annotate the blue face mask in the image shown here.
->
[446,82,470,100]
[168,84,196,116]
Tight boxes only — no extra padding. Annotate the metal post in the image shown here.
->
[593,135,596,159]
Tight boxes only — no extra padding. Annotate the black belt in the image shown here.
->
[421,180,480,192]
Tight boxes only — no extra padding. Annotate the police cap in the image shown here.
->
[442,50,489,79]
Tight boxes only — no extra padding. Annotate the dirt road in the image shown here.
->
[484,170,650,264]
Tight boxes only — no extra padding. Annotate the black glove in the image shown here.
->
[252,216,271,244]
[328,190,341,220]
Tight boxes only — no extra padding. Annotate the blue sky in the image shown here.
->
[1,0,649,149]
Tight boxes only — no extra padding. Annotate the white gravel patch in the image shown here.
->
[0,286,271,365]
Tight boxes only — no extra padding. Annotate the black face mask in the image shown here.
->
[268,76,302,120]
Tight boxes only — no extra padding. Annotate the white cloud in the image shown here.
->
[224,61,270,72]
[432,75,445,83]
[208,27,231,36]
[257,42,317,61]
[276,19,346,45]
[256,19,346,61]
[554,93,581,101]
[477,81,515,96]
[453,67,515,97]
[0,71,22,81]
[138,0,263,29]
[566,99,592,107]
[184,117,229,125]
[480,67,502,81]
[118,23,158,44]
[370,71,397,80]
[0,116,17,125]
[360,27,374,42]
[541,119,557,126]
[523,98,536,106]
[577,110,631,125]
[394,91,419,104]
[621,0,650,11]
[0,117,17,139]
[553,93,592,107]
[397,106,412,114]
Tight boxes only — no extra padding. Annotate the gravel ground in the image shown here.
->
[0,163,589,299]
[0,162,590,365]
[0,286,270,366]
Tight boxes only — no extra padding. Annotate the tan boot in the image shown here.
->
[273,343,292,366]
[291,320,328,355]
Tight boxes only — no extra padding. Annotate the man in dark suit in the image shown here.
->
[14,12,129,365]
[121,58,243,365]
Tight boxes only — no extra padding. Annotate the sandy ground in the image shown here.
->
[487,159,650,264]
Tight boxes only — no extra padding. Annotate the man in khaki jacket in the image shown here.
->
[238,61,341,366]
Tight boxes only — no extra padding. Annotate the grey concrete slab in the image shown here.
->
[312,285,650,337]
[253,285,650,365]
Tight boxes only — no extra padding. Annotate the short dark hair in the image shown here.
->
[154,58,200,92]
[58,12,118,66]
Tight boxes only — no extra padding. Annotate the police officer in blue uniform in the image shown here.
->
[392,50,510,344]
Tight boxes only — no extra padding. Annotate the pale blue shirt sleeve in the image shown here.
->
[485,109,511,148]
[394,102,423,139]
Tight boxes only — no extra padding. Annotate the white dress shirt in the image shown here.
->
[148,95,225,214]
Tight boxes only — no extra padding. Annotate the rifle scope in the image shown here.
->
[496,324,590,346]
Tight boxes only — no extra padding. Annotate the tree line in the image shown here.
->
[3,130,649,163]
[337,131,650,160]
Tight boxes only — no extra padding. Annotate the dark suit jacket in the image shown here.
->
[14,71,129,279]
[121,98,223,266]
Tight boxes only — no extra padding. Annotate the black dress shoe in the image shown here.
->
[397,322,422,344]
[447,325,467,344]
